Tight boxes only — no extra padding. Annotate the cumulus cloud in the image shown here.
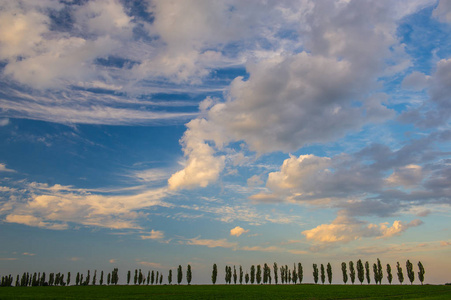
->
[168,119,226,190]
[230,226,249,237]
[302,213,423,245]
[168,0,428,189]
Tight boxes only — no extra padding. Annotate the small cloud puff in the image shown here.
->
[230,226,249,237]
[140,230,164,240]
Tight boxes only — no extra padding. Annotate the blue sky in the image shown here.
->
[0,0,450,284]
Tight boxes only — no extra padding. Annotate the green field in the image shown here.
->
[0,284,450,300]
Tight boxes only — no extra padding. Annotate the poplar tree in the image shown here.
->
[418,261,425,285]
[377,259,383,284]
[285,265,289,284]
[134,269,138,285]
[365,261,370,284]
[177,265,182,285]
[86,270,91,285]
[245,273,249,284]
[159,274,163,284]
[256,265,262,284]
[139,269,143,285]
[41,272,46,286]
[76,272,80,286]
[100,271,104,285]
[356,260,364,284]
[67,272,70,286]
[298,263,303,284]
[282,266,286,284]
[313,264,319,284]
[406,260,415,285]
[250,265,255,284]
[127,270,131,285]
[327,263,332,284]
[187,264,192,285]
[387,264,393,284]
[320,264,325,284]
[156,272,159,284]
[274,262,278,284]
[151,270,155,285]
[147,271,150,285]
[168,269,172,285]
[239,265,243,284]
[107,273,111,285]
[233,266,237,284]
[292,263,298,284]
[342,262,348,284]
[212,264,217,284]
[397,262,404,285]
[373,263,378,284]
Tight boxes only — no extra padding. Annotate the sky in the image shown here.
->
[0,0,450,285]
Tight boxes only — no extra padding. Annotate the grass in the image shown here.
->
[0,284,450,299]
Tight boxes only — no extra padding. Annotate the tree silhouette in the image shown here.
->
[186,264,192,285]
[212,264,217,284]
[396,262,404,285]
[273,262,278,284]
[313,264,319,284]
[387,264,393,284]
[326,263,332,284]
[406,260,415,285]
[341,262,348,284]
[239,265,243,284]
[256,265,262,284]
[418,261,425,285]
[177,265,183,285]
[365,261,370,284]
[298,263,303,284]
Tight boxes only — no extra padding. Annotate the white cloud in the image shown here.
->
[402,71,431,91]
[140,230,164,240]
[1,181,171,230]
[0,163,15,173]
[0,118,9,126]
[137,261,165,269]
[168,119,225,190]
[185,237,237,248]
[74,0,134,37]
[302,213,423,245]
[230,226,249,237]
[433,0,451,23]
[386,164,424,188]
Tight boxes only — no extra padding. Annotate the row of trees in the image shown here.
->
[1,260,425,287]
[212,260,425,285]
[0,265,192,287]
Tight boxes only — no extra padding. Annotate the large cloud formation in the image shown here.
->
[168,0,425,190]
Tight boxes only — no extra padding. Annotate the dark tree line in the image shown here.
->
[1,260,425,287]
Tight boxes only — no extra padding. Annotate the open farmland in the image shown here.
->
[0,284,450,300]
